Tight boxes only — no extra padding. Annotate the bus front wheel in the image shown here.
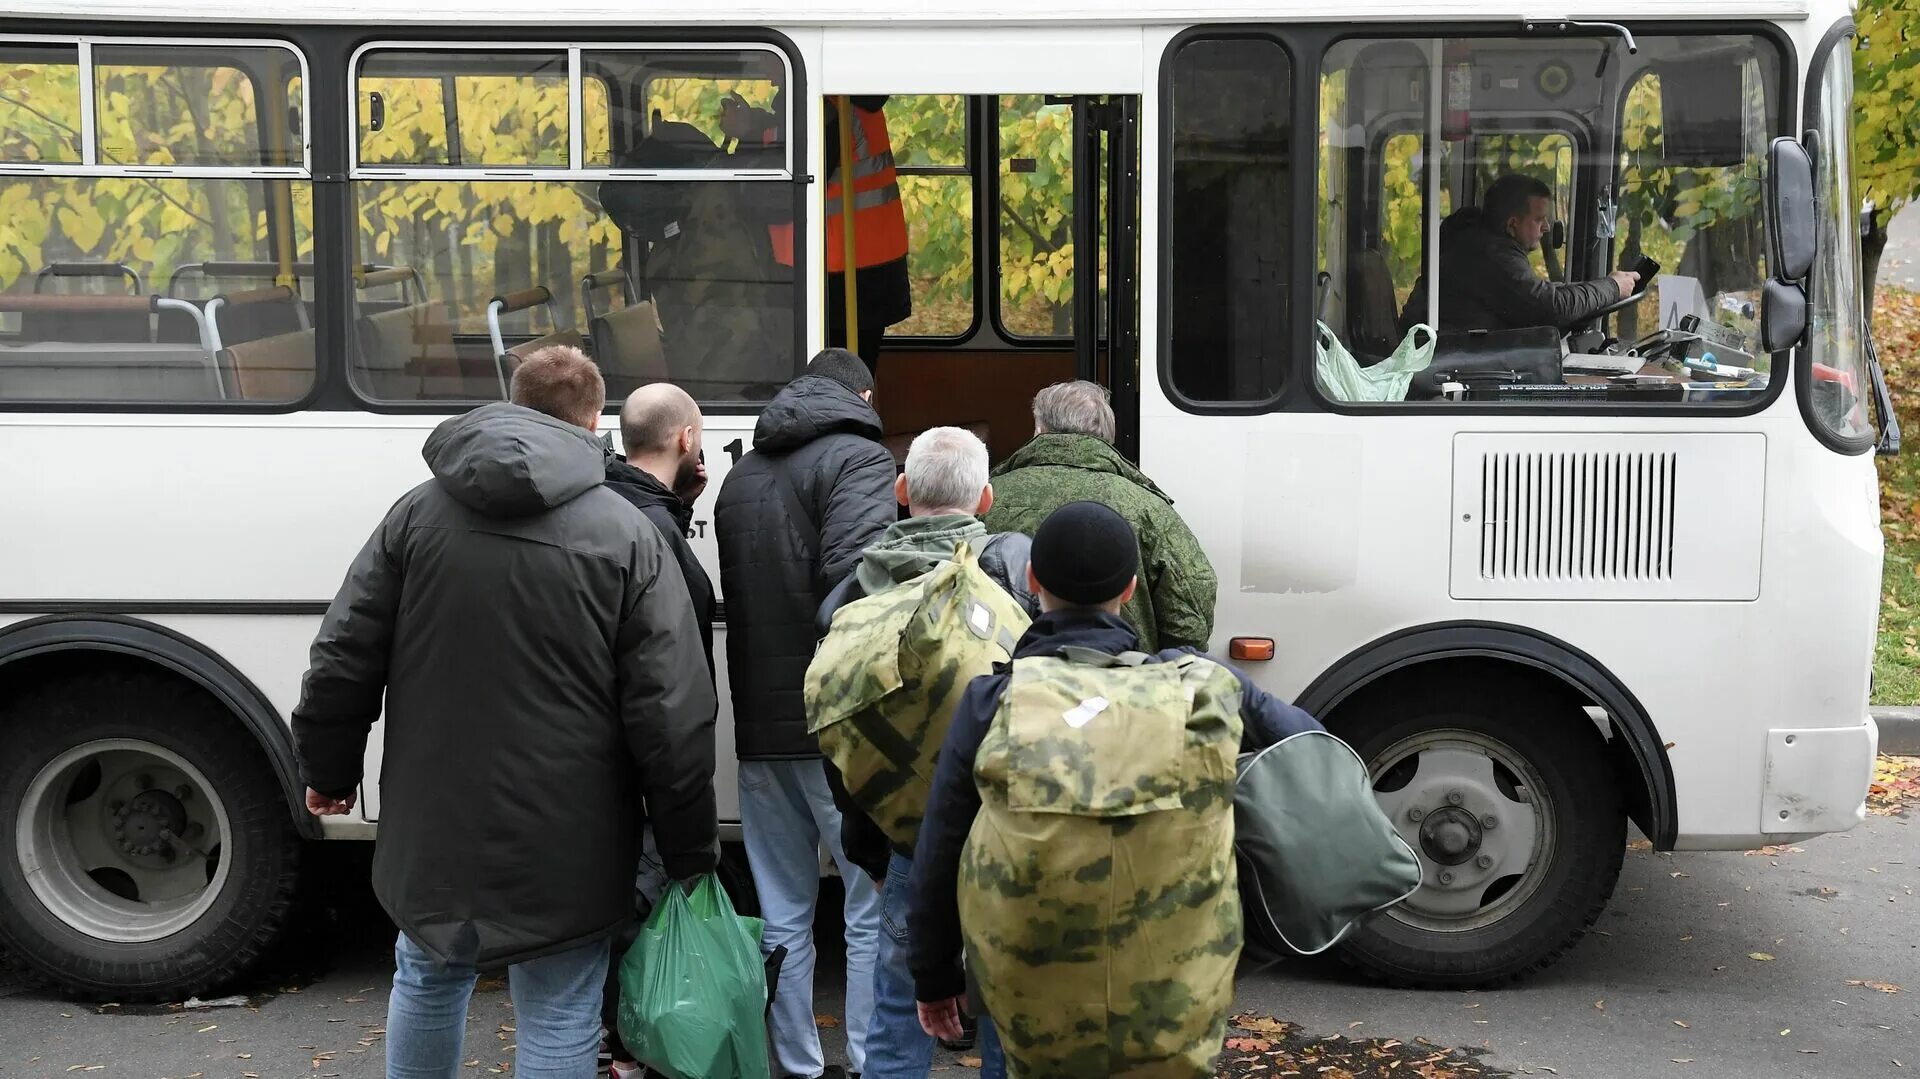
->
[1335,692,1626,988]
[0,673,301,1001]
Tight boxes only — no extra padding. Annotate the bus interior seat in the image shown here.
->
[219,326,315,401]
[160,262,316,344]
[490,285,581,397]
[582,270,668,396]
[211,286,307,355]
[355,301,466,399]
[1348,244,1401,359]
[24,262,149,344]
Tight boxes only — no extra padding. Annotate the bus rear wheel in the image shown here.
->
[1335,692,1625,988]
[0,674,301,1001]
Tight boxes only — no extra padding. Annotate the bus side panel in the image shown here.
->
[0,414,755,828]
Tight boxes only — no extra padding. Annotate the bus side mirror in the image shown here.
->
[1549,221,1566,250]
[1761,278,1807,352]
[1766,135,1816,282]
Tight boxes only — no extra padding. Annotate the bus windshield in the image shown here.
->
[1316,31,1782,406]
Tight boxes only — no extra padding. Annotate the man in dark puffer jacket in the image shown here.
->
[293,347,715,1079]
[715,348,896,1079]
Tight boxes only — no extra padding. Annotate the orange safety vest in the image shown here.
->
[769,99,908,272]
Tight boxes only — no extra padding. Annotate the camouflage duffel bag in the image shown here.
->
[804,541,1030,849]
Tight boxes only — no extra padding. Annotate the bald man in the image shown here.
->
[601,383,719,1079]
[605,383,715,673]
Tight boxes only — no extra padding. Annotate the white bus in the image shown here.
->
[0,0,1888,1000]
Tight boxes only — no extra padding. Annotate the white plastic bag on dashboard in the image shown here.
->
[1315,322,1436,403]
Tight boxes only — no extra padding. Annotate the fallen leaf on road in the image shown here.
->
[1673,1020,1689,1028]
[1846,980,1904,993]
[196,1024,217,1033]
[1226,1039,1271,1052]
[1780,1029,1791,1036]
[1671,1059,1694,1064]
[1593,1000,1605,1011]
[343,996,366,1003]
[1749,953,1775,962]
[815,1013,840,1028]
[957,1055,983,1068]
[1232,1015,1293,1036]
[236,1054,251,1060]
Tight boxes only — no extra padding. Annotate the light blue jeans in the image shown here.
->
[386,931,610,1079]
[866,852,1006,1079]
[740,759,881,1078]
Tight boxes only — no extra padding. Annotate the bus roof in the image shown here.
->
[0,0,1814,25]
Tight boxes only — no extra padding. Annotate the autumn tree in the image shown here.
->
[1854,0,1920,308]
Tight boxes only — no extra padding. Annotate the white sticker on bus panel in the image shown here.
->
[1449,432,1766,602]
[1239,431,1363,596]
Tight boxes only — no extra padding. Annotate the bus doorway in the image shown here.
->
[827,94,1139,467]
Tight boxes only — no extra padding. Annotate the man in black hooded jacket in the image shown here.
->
[293,346,716,1079]
[716,348,896,1079]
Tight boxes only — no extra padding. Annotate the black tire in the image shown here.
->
[1335,692,1625,988]
[0,673,301,1001]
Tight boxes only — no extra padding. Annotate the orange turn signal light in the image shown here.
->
[1229,637,1275,662]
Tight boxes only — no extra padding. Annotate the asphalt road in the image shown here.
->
[2,809,1915,1079]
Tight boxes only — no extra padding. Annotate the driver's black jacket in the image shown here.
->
[1399,207,1623,333]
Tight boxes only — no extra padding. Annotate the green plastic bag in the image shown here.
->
[1314,321,1436,402]
[617,874,771,1079]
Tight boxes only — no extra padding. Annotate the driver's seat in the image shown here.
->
[1347,244,1401,360]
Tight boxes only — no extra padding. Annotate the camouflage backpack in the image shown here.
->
[959,647,1245,1079]
[805,542,1031,850]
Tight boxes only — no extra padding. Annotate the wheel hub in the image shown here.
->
[1419,806,1483,865]
[1369,734,1553,932]
[112,789,189,858]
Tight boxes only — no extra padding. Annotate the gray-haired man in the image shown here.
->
[813,425,1030,1079]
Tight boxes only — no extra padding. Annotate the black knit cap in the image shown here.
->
[1030,501,1139,606]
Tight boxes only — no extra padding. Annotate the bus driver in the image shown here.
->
[1398,173,1640,334]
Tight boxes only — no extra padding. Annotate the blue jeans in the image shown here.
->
[387,931,609,1079]
[866,852,1006,1079]
[740,759,881,1078]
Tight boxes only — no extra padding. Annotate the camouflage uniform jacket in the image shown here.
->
[983,433,1218,651]
[906,610,1321,1053]
[813,514,1039,880]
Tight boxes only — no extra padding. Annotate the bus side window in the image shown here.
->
[0,42,316,405]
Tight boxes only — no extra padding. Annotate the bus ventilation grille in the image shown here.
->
[1476,450,1678,582]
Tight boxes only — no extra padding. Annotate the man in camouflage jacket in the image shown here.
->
[908,502,1320,1077]
[983,380,1217,651]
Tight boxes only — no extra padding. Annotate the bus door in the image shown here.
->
[816,85,1141,467]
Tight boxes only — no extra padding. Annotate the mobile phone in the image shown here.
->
[1631,255,1661,281]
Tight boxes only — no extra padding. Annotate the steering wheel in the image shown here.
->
[1593,278,1653,319]
[1622,328,1689,362]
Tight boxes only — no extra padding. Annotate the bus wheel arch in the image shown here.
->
[1292,624,1673,987]
[0,618,310,1001]
[0,616,316,841]
[1297,621,1674,849]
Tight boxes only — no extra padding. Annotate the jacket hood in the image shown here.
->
[753,375,884,453]
[423,403,607,518]
[605,456,693,531]
[853,514,987,596]
[1012,607,1142,660]
[991,433,1173,505]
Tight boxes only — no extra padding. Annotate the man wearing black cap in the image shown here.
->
[905,501,1323,1077]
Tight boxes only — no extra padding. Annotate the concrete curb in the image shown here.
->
[1871,707,1920,756]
